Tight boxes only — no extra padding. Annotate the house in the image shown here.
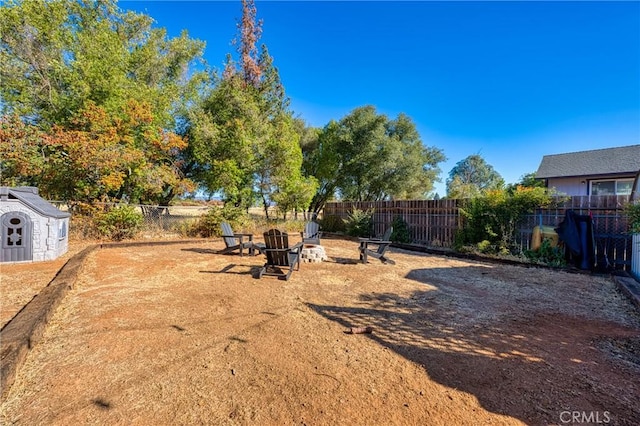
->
[535,145,640,196]
[0,186,71,263]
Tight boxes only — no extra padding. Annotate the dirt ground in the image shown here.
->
[1,236,639,425]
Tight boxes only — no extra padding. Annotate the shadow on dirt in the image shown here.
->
[199,263,257,275]
[308,265,640,426]
[181,247,219,255]
[327,257,360,265]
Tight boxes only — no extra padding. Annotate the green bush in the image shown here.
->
[94,205,143,241]
[390,216,411,243]
[626,202,640,234]
[456,186,554,254]
[524,238,566,267]
[318,214,346,233]
[188,205,248,238]
[344,208,374,237]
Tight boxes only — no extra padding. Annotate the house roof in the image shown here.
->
[0,186,70,219]
[535,144,640,179]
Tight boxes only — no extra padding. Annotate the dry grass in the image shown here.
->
[1,238,639,425]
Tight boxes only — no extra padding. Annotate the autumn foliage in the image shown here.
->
[1,100,194,204]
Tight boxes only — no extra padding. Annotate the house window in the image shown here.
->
[591,179,633,196]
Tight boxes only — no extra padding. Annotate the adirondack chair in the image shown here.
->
[259,229,303,280]
[358,226,395,264]
[300,221,322,245]
[219,222,256,256]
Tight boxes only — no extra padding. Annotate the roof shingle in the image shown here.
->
[535,145,640,179]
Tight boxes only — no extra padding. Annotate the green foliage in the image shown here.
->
[390,216,411,243]
[524,239,566,267]
[456,186,554,253]
[186,3,310,216]
[94,205,143,241]
[301,106,446,213]
[476,240,508,255]
[0,115,46,187]
[318,215,346,233]
[188,205,248,238]
[446,154,504,199]
[625,203,640,234]
[273,175,318,220]
[186,75,260,208]
[344,208,374,237]
[506,172,545,192]
[1,102,196,204]
[0,0,206,205]
[256,112,317,218]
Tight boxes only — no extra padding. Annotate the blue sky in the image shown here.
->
[123,1,640,197]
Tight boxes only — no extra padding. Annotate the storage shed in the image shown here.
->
[0,187,70,263]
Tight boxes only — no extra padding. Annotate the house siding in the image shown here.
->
[546,177,587,196]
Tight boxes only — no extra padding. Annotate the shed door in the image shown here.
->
[1,212,33,262]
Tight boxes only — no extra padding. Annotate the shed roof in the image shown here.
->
[0,187,70,219]
[535,145,640,179]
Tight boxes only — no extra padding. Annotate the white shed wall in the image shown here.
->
[0,199,69,262]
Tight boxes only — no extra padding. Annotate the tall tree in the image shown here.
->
[233,0,262,87]
[304,106,445,212]
[187,0,315,215]
[382,113,445,199]
[186,73,261,206]
[0,0,206,204]
[303,119,343,214]
[446,154,504,199]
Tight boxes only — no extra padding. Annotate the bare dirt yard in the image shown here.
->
[1,237,639,425]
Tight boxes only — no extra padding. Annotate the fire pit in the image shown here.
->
[300,244,328,263]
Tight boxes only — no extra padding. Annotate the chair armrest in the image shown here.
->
[359,238,381,245]
[264,247,294,254]
[251,242,266,253]
[360,240,391,249]
[233,233,253,241]
[290,242,304,252]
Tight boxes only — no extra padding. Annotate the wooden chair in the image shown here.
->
[259,229,303,280]
[219,222,256,256]
[300,221,322,245]
[358,226,395,264]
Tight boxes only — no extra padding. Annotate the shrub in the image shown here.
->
[188,205,248,238]
[344,208,374,237]
[390,216,411,243]
[456,186,554,254]
[94,205,143,241]
[318,214,346,233]
[524,238,566,267]
[626,202,640,234]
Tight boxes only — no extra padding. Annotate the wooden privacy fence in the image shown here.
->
[324,199,461,247]
[324,195,634,270]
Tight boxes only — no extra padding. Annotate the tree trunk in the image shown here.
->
[262,195,270,220]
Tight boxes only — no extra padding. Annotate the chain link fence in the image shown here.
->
[50,201,312,239]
